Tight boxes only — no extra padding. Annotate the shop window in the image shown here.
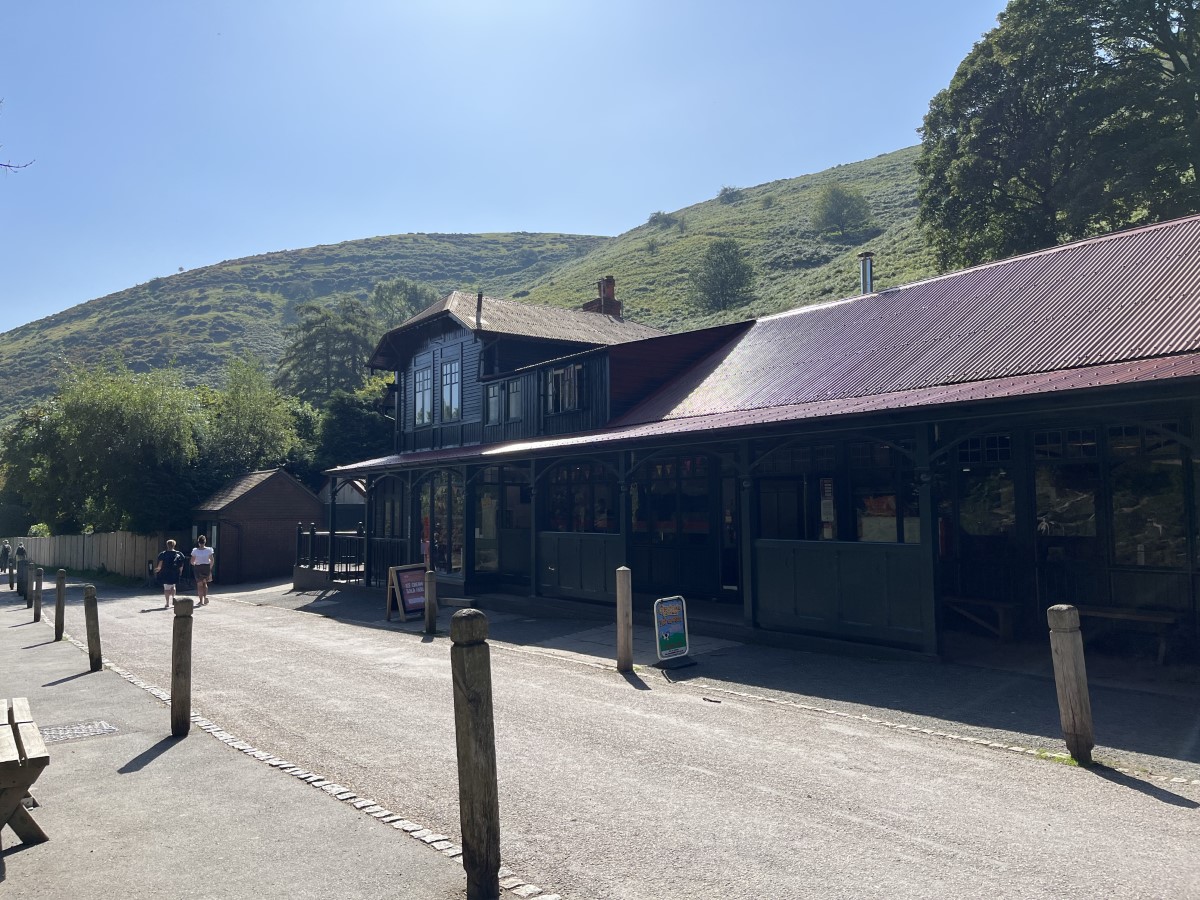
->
[441,360,461,421]
[1107,423,1186,567]
[546,462,617,534]
[414,367,432,427]
[1035,428,1097,460]
[421,471,464,574]
[851,441,918,543]
[632,454,712,545]
[958,434,1011,463]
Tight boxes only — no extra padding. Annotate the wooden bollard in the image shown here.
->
[451,609,501,900]
[54,570,66,641]
[616,566,633,673]
[1047,604,1095,765]
[32,568,43,622]
[424,569,438,634]
[19,559,29,604]
[8,564,13,590]
[171,599,194,737]
[83,584,103,672]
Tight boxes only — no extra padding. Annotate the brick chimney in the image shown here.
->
[581,275,622,318]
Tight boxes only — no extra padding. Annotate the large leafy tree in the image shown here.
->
[203,355,300,482]
[0,359,201,532]
[314,379,396,472]
[274,299,377,404]
[918,0,1200,270]
[691,238,755,311]
[811,183,873,237]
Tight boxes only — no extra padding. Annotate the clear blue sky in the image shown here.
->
[1,1,1005,331]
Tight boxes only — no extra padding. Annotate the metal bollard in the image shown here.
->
[83,584,103,672]
[1047,604,1095,765]
[450,609,501,900]
[616,566,633,673]
[171,599,194,737]
[54,570,66,641]
[424,569,438,635]
[33,568,43,622]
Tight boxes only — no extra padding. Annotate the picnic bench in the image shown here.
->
[0,697,49,846]
[941,595,1020,642]
[1075,605,1179,665]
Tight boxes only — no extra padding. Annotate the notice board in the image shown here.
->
[387,564,427,621]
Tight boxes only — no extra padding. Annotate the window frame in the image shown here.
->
[440,359,461,422]
[413,367,433,428]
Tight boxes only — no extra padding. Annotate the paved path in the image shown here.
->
[3,578,1199,899]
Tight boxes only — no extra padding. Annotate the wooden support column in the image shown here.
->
[327,477,338,580]
[529,459,539,598]
[737,440,756,628]
[916,425,939,656]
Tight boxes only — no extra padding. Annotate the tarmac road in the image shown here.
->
[31,580,1200,899]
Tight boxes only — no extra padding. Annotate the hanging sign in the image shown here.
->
[387,564,427,621]
[654,595,690,660]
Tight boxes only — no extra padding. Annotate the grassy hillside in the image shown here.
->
[0,232,608,412]
[519,145,935,330]
[0,145,936,414]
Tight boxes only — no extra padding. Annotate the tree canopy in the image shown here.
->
[917,0,1200,270]
[691,238,755,311]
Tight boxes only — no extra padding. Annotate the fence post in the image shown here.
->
[616,566,633,673]
[424,568,438,635]
[450,609,501,900]
[171,599,194,737]
[55,570,66,641]
[1047,604,1095,765]
[84,584,103,672]
[32,568,43,622]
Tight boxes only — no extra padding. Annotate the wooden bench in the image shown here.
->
[942,596,1020,642]
[1075,605,1179,665]
[0,697,50,847]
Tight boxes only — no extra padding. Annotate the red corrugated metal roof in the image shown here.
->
[616,215,1200,426]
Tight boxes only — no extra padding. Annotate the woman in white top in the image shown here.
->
[190,535,215,605]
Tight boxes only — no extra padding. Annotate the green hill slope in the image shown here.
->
[518,145,934,330]
[0,145,935,414]
[0,232,608,412]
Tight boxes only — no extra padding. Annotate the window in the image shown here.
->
[506,379,522,421]
[485,383,502,424]
[414,368,432,426]
[441,360,460,421]
[1108,423,1186,567]
[546,462,618,533]
[850,441,919,543]
[545,364,583,414]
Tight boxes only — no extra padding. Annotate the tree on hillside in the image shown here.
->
[812,183,873,237]
[917,0,1200,270]
[275,299,376,404]
[370,277,439,331]
[691,238,755,311]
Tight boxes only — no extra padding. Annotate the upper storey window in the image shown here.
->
[414,367,432,427]
[441,360,461,421]
[545,364,583,415]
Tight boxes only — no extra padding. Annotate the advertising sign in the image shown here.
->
[387,564,427,621]
[654,595,689,661]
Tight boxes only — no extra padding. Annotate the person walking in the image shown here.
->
[154,539,185,608]
[190,535,214,606]
[0,540,11,574]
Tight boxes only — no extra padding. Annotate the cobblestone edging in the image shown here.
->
[700,683,1200,789]
[51,627,562,900]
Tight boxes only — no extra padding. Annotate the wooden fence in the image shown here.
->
[2,531,192,580]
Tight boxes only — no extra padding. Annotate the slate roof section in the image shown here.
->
[368,291,664,369]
